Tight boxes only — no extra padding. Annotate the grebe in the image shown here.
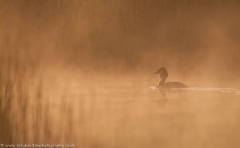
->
[154,67,188,89]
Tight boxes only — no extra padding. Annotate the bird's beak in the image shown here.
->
[154,71,159,74]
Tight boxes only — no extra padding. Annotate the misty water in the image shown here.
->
[1,1,240,148]
[1,69,240,148]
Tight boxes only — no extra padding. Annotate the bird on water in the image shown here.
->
[154,67,188,89]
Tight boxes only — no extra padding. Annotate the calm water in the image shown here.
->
[1,73,240,148]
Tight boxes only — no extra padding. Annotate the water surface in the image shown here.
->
[1,73,240,148]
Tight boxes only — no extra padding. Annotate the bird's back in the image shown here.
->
[163,82,188,88]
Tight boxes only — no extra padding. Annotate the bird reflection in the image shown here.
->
[155,90,168,107]
[158,89,166,98]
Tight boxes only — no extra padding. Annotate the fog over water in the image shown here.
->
[0,0,240,147]
[1,0,240,74]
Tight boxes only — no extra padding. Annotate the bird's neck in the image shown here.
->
[159,78,166,86]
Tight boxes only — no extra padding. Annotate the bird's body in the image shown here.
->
[154,67,188,90]
[162,82,188,88]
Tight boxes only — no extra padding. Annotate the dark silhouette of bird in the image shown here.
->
[154,67,188,89]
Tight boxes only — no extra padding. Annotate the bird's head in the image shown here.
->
[154,67,168,79]
[154,67,166,74]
